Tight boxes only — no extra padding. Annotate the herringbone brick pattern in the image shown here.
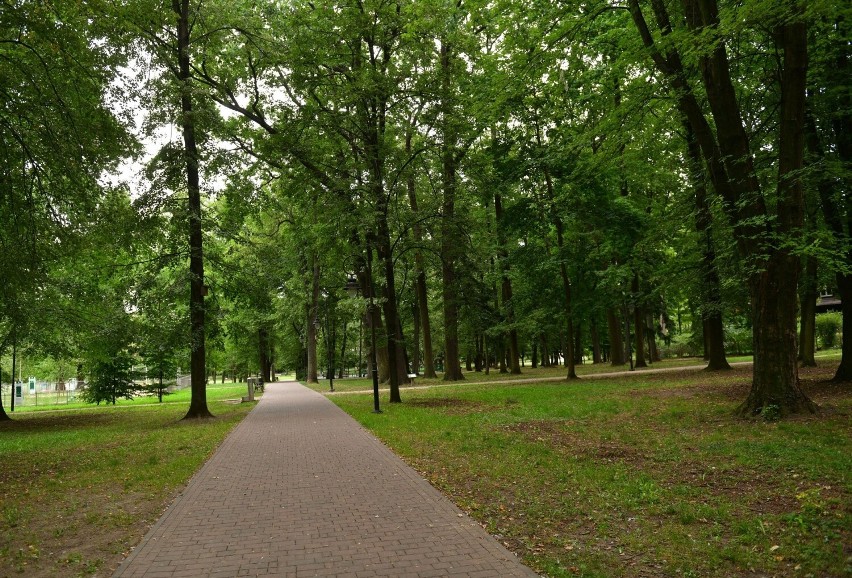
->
[114,381,538,577]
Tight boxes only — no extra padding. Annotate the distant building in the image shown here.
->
[816,294,842,314]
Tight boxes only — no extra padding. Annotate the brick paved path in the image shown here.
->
[114,381,539,577]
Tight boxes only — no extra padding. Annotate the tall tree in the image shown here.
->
[628,0,815,415]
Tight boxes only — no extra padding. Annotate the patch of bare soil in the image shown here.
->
[621,364,851,414]
[406,397,494,416]
[501,368,852,577]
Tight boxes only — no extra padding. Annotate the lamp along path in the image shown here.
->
[114,381,539,578]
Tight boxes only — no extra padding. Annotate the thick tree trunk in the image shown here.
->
[591,321,603,364]
[494,193,521,374]
[440,41,464,382]
[359,265,389,384]
[685,121,731,370]
[835,279,852,381]
[412,300,420,376]
[531,341,538,368]
[607,309,626,365]
[799,256,818,367]
[541,149,577,379]
[574,322,583,364]
[0,358,8,420]
[406,133,437,379]
[258,327,271,382]
[806,93,852,380]
[633,275,647,368]
[648,316,661,362]
[736,17,814,415]
[632,0,812,414]
[306,259,320,383]
[540,335,550,367]
[175,0,211,419]
[738,261,816,416]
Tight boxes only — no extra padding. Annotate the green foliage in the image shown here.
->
[79,352,138,406]
[725,326,754,356]
[815,313,842,349]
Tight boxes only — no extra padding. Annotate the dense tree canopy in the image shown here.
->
[1,0,849,420]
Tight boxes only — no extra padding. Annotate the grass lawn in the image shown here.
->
[330,361,851,577]
[0,383,258,577]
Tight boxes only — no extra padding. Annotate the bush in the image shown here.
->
[815,312,842,349]
[80,351,137,405]
[658,335,701,358]
[724,326,753,356]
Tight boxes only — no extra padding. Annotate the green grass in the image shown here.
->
[329,362,851,577]
[0,390,257,577]
[4,380,253,413]
[305,351,843,395]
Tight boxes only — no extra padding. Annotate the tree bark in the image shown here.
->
[540,139,577,379]
[591,320,603,364]
[799,255,818,367]
[685,121,731,370]
[175,0,211,419]
[406,133,438,379]
[258,327,271,382]
[736,16,815,415]
[494,192,522,374]
[632,274,647,368]
[0,354,8,420]
[412,299,420,376]
[607,308,626,365]
[306,258,320,383]
[631,0,812,414]
[440,39,465,382]
[806,97,852,380]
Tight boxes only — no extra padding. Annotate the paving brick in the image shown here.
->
[113,381,539,577]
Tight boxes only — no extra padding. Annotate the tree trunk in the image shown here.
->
[591,320,603,364]
[806,93,852,380]
[175,0,211,419]
[359,265,389,384]
[439,40,465,383]
[607,309,626,365]
[539,140,577,379]
[412,300,420,376]
[736,16,814,415]
[531,341,538,368]
[648,316,661,362]
[835,278,852,381]
[799,255,818,367]
[0,354,8,420]
[258,327,271,382]
[633,275,647,368]
[684,121,731,370]
[738,259,816,416]
[306,259,320,383]
[494,192,521,374]
[631,0,812,414]
[406,133,437,379]
[574,322,583,364]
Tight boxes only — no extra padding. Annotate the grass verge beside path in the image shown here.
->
[0,385,258,577]
[331,363,851,578]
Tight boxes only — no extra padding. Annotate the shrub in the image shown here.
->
[80,351,137,405]
[815,312,842,349]
[724,325,753,355]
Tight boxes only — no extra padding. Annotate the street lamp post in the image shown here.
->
[345,264,381,414]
